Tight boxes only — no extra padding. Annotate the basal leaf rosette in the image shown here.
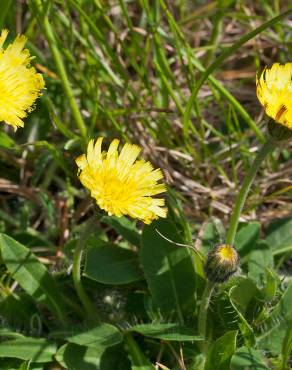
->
[76,138,167,224]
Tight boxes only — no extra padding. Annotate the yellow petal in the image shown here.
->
[256,62,292,129]
[76,137,167,224]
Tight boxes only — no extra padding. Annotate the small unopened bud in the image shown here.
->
[204,244,239,283]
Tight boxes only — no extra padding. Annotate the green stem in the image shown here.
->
[73,219,100,322]
[32,0,87,141]
[198,281,214,352]
[225,136,276,246]
[124,333,154,369]
[280,327,292,370]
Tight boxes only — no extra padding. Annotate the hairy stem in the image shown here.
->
[73,218,100,322]
[198,281,214,352]
[225,136,276,246]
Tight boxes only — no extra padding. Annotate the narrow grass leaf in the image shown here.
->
[183,9,292,140]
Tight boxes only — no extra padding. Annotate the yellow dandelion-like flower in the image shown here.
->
[256,63,292,130]
[0,29,45,129]
[76,138,167,224]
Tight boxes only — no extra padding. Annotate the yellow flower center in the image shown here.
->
[217,244,237,263]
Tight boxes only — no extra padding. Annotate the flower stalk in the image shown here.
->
[225,136,276,246]
[198,281,214,352]
[73,218,100,322]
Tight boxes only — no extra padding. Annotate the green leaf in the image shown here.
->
[235,222,260,257]
[230,347,269,369]
[55,343,103,370]
[281,327,292,370]
[230,278,259,314]
[248,241,273,282]
[131,323,202,341]
[229,280,256,346]
[257,282,292,354]
[19,362,43,370]
[167,189,204,280]
[124,334,154,370]
[140,219,196,322]
[0,293,36,329]
[0,358,22,370]
[204,331,237,370]
[0,338,56,363]
[101,216,140,247]
[265,218,292,250]
[84,242,143,284]
[260,269,278,302]
[100,345,131,370]
[197,217,225,255]
[0,329,25,339]
[272,244,292,257]
[0,131,17,149]
[0,233,65,321]
[50,324,122,348]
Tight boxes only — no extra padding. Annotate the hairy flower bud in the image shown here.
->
[204,244,239,283]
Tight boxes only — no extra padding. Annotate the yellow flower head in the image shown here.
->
[0,29,45,128]
[76,138,167,224]
[256,63,292,129]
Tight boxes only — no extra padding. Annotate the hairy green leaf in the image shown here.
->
[231,347,269,369]
[204,331,237,370]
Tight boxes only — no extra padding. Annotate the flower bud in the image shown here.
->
[204,244,239,283]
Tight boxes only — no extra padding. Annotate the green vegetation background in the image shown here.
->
[0,1,291,370]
